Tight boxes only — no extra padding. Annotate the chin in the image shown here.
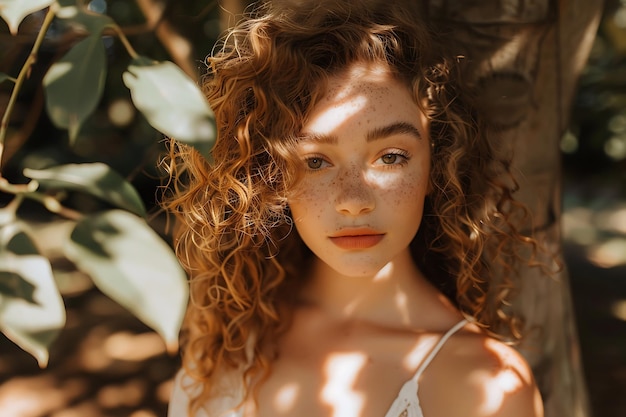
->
[324,259,393,279]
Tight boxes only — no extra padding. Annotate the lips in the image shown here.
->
[329,228,385,250]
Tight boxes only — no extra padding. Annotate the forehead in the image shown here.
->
[322,63,409,102]
[302,63,422,135]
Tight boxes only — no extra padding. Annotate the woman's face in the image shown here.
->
[287,63,431,278]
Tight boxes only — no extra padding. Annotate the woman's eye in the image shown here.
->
[377,152,409,166]
[305,157,327,170]
[381,154,399,164]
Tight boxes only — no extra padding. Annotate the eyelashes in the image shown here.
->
[376,150,411,167]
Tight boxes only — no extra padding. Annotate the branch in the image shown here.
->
[134,0,198,79]
[107,23,140,60]
[1,82,44,167]
[0,6,57,173]
[0,177,83,221]
[27,193,83,221]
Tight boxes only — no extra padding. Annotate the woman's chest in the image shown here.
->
[247,327,434,417]
[251,355,402,417]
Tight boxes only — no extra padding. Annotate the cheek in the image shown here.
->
[288,178,331,220]
[379,171,427,211]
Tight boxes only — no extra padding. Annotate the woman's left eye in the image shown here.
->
[376,152,409,166]
[381,154,399,164]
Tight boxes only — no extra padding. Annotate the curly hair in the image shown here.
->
[162,0,539,414]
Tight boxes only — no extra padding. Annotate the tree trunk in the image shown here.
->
[423,1,603,416]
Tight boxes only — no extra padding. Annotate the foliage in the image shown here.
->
[0,0,216,366]
[565,1,626,182]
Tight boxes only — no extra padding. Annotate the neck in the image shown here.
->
[298,249,453,328]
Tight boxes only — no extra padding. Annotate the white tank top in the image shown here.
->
[168,319,467,417]
[382,319,467,417]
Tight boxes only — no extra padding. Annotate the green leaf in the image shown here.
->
[0,221,40,260]
[43,34,107,142]
[123,57,216,157]
[0,219,40,305]
[0,271,37,304]
[0,72,15,84]
[0,254,65,367]
[5,226,39,255]
[0,223,65,367]
[0,0,54,34]
[24,163,146,217]
[64,210,188,351]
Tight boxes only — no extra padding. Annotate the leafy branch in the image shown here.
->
[0,0,216,365]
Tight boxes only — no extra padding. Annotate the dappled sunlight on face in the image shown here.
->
[288,62,429,280]
[321,352,367,417]
[304,93,368,136]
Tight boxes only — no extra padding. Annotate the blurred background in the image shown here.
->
[0,0,625,416]
[563,2,626,416]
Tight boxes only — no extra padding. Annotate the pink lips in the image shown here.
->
[329,229,385,249]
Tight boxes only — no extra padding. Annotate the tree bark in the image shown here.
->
[423,1,603,416]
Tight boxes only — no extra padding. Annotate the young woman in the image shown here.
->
[164,1,545,416]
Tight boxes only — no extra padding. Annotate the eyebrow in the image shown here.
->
[299,122,422,144]
[366,122,422,142]
[298,132,339,144]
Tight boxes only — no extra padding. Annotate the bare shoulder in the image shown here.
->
[420,327,543,417]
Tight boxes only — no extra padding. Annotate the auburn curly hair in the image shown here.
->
[162,0,539,414]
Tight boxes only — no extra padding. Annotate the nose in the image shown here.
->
[334,165,375,216]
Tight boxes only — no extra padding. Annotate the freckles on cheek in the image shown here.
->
[299,181,324,203]
[290,179,330,220]
[387,173,425,208]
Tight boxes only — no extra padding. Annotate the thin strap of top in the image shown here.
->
[412,319,467,381]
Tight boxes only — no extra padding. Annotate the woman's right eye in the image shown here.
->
[305,157,329,170]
